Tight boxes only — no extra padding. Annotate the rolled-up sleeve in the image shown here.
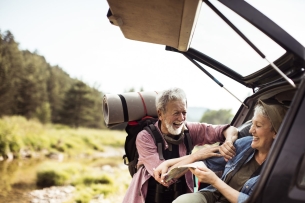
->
[136,129,164,176]
[186,122,230,146]
[238,193,249,203]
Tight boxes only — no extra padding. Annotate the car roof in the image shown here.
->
[106,0,305,89]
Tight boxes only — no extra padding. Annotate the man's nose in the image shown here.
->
[178,113,185,120]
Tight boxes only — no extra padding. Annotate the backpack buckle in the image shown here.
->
[123,155,129,165]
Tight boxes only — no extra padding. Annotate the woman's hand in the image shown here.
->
[190,166,219,185]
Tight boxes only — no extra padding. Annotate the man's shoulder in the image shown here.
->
[137,128,151,138]
[184,121,204,130]
[136,123,161,142]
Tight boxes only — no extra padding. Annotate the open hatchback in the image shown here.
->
[106,0,305,202]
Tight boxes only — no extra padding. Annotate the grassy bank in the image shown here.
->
[0,116,125,158]
[0,116,131,203]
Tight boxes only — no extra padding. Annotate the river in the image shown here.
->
[0,147,129,203]
[0,159,41,203]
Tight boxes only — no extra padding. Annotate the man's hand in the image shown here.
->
[221,126,238,161]
[219,140,236,161]
[191,145,222,162]
[153,162,170,186]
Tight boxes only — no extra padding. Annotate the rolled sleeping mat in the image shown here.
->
[103,91,159,127]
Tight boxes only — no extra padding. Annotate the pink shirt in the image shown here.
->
[122,121,230,203]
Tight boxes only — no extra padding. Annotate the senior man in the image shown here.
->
[122,87,238,203]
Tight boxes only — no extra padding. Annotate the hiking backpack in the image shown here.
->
[123,116,193,177]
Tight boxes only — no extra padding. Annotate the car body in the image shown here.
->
[106,0,305,202]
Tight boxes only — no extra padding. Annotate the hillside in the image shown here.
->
[186,106,207,122]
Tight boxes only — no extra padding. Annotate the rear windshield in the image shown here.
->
[191,0,290,76]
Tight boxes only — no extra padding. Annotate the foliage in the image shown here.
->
[200,108,233,124]
[0,30,105,129]
[35,102,52,124]
[59,80,103,129]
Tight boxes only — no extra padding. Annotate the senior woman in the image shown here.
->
[155,100,288,203]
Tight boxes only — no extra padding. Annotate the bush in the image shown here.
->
[0,116,23,158]
[81,174,113,185]
[37,169,70,187]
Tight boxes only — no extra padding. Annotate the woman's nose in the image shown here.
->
[249,124,254,134]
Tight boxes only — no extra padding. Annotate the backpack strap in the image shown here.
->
[144,124,165,160]
[118,94,129,122]
[183,129,193,155]
[145,124,194,160]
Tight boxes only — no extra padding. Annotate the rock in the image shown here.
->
[46,153,64,162]
[29,185,75,203]
[101,165,113,173]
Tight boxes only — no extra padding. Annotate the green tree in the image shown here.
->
[200,109,233,124]
[47,65,74,123]
[16,51,49,119]
[86,88,105,129]
[35,102,51,124]
[0,30,104,129]
[0,31,24,116]
[60,81,95,128]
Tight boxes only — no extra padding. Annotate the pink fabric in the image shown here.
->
[122,121,230,203]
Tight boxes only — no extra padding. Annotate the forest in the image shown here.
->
[0,29,234,129]
[0,30,105,129]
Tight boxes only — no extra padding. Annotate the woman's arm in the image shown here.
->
[191,166,240,203]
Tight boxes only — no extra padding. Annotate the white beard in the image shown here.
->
[165,120,184,135]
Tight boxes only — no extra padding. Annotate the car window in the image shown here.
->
[191,0,286,76]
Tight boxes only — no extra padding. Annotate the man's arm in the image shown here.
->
[153,155,191,184]
[154,146,222,183]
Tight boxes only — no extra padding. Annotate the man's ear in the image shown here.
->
[273,132,277,139]
[157,110,162,120]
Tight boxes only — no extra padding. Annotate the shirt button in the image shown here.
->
[246,186,249,188]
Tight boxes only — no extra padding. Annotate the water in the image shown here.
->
[0,159,41,203]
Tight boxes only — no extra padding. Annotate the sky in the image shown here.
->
[0,0,305,113]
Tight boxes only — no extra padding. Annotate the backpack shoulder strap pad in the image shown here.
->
[184,128,193,155]
[144,124,165,160]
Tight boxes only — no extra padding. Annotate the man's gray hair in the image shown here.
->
[156,88,187,113]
